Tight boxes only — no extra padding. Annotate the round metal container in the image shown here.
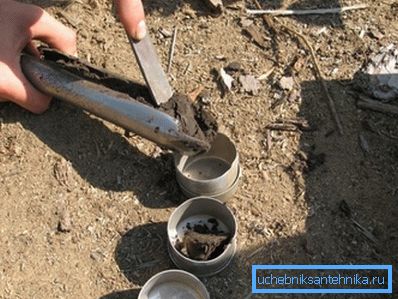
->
[167,197,237,277]
[174,133,239,198]
[178,166,241,201]
[138,269,209,299]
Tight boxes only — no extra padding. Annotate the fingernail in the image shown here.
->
[135,20,147,40]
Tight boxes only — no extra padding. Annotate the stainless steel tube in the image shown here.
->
[20,55,208,155]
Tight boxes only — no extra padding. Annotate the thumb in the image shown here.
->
[115,0,146,41]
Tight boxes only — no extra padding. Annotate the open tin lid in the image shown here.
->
[138,270,210,299]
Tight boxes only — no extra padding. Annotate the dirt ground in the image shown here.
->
[0,0,397,298]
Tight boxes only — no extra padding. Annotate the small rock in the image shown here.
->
[219,68,234,92]
[198,90,212,105]
[358,29,366,39]
[90,251,103,262]
[57,209,72,233]
[53,159,74,191]
[279,76,295,91]
[203,0,223,14]
[368,29,384,40]
[159,28,173,38]
[239,17,254,28]
[225,61,242,74]
[239,75,260,95]
[359,133,370,153]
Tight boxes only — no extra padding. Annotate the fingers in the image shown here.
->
[115,0,146,40]
[29,10,77,56]
[0,61,51,114]
[25,41,41,58]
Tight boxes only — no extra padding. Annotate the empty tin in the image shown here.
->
[167,197,237,277]
[174,133,240,200]
[138,269,210,299]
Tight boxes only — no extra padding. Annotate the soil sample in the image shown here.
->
[39,48,218,147]
[175,219,231,261]
[159,94,218,149]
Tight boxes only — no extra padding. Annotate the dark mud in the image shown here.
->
[40,48,218,147]
[175,219,231,261]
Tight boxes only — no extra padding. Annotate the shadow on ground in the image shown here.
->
[102,76,397,298]
[1,102,184,208]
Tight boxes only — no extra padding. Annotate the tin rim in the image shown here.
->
[138,269,210,299]
[167,197,238,265]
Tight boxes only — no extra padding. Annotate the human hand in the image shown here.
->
[115,0,146,41]
[0,0,76,113]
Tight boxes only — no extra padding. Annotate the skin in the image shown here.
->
[0,0,145,114]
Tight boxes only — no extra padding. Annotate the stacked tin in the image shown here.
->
[138,133,240,298]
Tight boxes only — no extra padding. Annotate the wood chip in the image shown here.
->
[239,75,260,95]
[53,159,74,191]
[359,133,370,153]
[243,24,271,49]
[258,68,274,81]
[219,68,234,92]
[57,196,72,233]
[357,94,398,116]
[58,209,72,233]
[188,86,205,102]
[203,0,223,14]
[279,76,295,91]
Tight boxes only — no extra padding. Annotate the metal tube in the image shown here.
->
[20,55,208,155]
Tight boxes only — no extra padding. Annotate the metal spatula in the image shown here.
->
[129,35,173,106]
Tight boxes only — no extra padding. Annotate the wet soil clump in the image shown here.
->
[39,48,218,148]
[175,219,231,261]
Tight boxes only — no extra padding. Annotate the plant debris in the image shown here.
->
[239,75,260,95]
[203,0,223,14]
[355,44,398,102]
[279,76,295,91]
[175,219,231,261]
[219,68,234,92]
[242,24,270,49]
[225,61,242,74]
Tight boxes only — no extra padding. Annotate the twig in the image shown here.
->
[248,247,264,259]
[258,67,275,81]
[277,21,344,134]
[247,4,368,16]
[266,129,272,152]
[167,27,178,74]
[267,118,312,132]
[352,219,378,244]
[253,0,343,135]
[356,94,398,116]
[188,85,205,102]
[267,123,300,131]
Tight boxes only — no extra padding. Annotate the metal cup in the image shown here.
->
[138,269,210,299]
[167,197,237,277]
[174,133,240,200]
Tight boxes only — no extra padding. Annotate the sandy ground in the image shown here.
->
[0,0,397,298]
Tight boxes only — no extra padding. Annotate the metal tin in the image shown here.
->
[138,269,210,299]
[174,133,240,198]
[178,166,241,201]
[167,197,237,277]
